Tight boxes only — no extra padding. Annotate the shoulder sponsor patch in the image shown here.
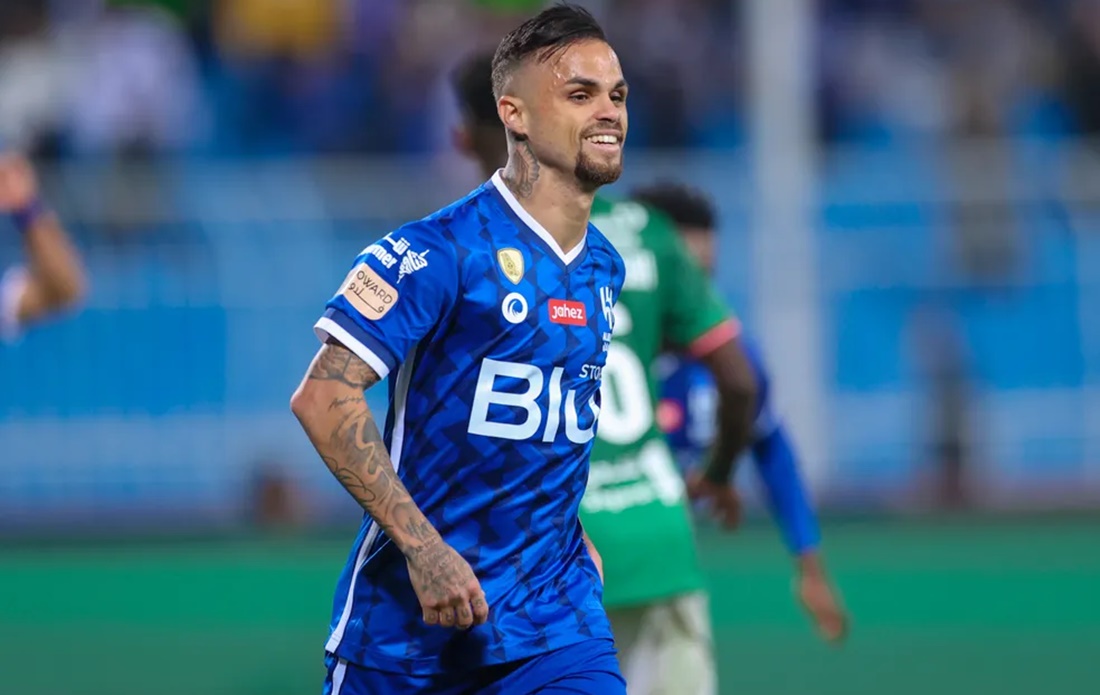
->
[339,263,399,320]
[497,248,524,285]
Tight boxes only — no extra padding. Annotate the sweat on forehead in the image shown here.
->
[500,40,618,94]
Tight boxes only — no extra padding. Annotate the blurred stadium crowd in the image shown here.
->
[2,0,1099,531]
[2,0,1099,159]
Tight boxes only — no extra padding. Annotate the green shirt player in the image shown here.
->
[450,52,760,695]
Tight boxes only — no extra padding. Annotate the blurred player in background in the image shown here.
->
[638,181,848,646]
[292,5,629,693]
[453,50,763,695]
[0,151,86,342]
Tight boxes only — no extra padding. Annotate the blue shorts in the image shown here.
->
[322,638,625,694]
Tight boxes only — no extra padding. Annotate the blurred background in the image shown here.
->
[1,0,1098,693]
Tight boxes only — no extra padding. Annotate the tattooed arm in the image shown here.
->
[290,340,489,629]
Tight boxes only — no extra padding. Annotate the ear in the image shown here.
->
[498,95,527,140]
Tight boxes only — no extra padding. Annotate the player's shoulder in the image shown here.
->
[416,179,504,245]
[584,222,625,288]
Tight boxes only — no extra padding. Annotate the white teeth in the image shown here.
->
[587,135,619,145]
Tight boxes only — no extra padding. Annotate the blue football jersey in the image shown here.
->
[658,335,779,470]
[312,172,625,675]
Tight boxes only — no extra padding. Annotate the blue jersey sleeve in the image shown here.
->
[313,223,458,379]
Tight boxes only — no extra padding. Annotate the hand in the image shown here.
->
[795,553,848,644]
[686,469,743,530]
[405,538,489,630]
[0,154,38,212]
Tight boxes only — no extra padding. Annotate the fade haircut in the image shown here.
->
[490,3,607,100]
[631,182,718,231]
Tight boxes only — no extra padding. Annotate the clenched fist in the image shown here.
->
[406,538,490,630]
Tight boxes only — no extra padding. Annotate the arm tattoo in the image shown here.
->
[503,136,540,199]
[308,341,378,389]
[300,343,439,552]
[699,339,758,484]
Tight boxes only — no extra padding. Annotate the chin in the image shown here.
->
[576,159,623,188]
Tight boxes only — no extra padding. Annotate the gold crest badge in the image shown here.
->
[497,248,524,285]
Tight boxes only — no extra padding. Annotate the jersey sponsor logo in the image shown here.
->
[363,243,398,269]
[580,364,603,381]
[600,286,616,332]
[468,358,600,444]
[502,292,528,324]
[548,299,586,326]
[397,248,429,284]
[496,248,524,285]
[584,440,686,513]
[340,263,398,320]
[384,235,410,254]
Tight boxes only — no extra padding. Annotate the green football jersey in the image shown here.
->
[582,195,735,609]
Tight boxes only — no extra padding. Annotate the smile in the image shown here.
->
[585,134,622,149]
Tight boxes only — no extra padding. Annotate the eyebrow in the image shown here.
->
[565,77,629,91]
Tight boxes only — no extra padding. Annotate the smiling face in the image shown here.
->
[501,39,628,190]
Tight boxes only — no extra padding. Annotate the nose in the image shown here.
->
[593,93,621,124]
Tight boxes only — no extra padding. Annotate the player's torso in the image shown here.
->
[339,184,620,670]
[582,197,704,608]
[394,197,619,531]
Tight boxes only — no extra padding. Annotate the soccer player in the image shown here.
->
[451,50,763,695]
[636,181,848,648]
[0,152,87,342]
[291,6,629,693]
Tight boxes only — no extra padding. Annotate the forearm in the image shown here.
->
[22,209,87,308]
[751,427,821,555]
[699,339,757,483]
[291,344,440,555]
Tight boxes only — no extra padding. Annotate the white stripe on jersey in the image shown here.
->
[490,171,586,265]
[314,315,392,380]
[330,657,348,695]
[325,343,419,654]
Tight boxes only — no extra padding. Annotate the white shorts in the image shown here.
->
[608,590,716,695]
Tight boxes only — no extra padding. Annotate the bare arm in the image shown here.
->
[581,526,603,583]
[697,337,758,484]
[0,155,87,326]
[290,341,489,628]
[290,341,439,554]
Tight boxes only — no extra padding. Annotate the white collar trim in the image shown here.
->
[490,170,586,265]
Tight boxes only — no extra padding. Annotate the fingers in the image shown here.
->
[471,592,490,625]
[422,586,490,630]
[455,603,474,630]
[438,607,456,628]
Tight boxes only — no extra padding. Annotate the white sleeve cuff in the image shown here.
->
[314,315,392,380]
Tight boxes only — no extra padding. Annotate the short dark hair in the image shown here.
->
[451,51,499,128]
[491,3,606,99]
[631,182,717,230]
